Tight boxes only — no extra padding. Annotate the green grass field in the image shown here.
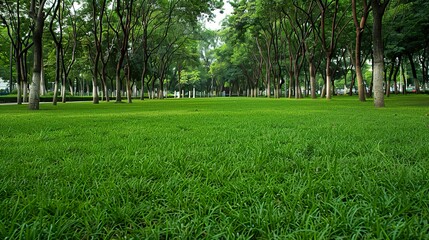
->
[1,95,428,239]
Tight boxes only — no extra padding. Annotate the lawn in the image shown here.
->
[1,95,428,239]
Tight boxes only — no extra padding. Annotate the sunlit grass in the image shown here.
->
[1,95,428,239]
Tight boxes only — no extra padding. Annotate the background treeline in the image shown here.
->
[213,0,429,104]
[0,0,428,109]
[0,0,223,108]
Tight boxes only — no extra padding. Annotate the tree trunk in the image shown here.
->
[17,82,22,105]
[127,79,132,103]
[69,83,74,96]
[92,80,99,103]
[62,73,67,103]
[15,47,22,105]
[53,45,61,105]
[139,30,149,100]
[125,64,132,103]
[326,56,332,99]
[92,47,100,104]
[266,64,271,98]
[321,84,326,98]
[419,47,428,92]
[386,60,394,97]
[53,82,59,105]
[352,0,370,101]
[309,57,317,99]
[101,64,110,102]
[372,0,389,107]
[355,31,366,101]
[140,64,147,100]
[28,5,45,110]
[408,53,420,93]
[294,62,302,99]
[114,0,133,102]
[40,56,46,96]
[115,63,122,102]
[9,43,13,93]
[29,73,41,110]
[393,60,400,94]
[23,81,28,103]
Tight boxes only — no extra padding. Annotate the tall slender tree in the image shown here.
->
[29,0,50,110]
[112,0,134,103]
[90,0,107,104]
[49,0,62,105]
[314,0,350,99]
[372,0,390,107]
[352,0,371,102]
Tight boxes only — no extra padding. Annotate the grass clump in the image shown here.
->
[1,95,428,239]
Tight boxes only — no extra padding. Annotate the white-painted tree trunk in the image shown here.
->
[17,82,22,105]
[92,82,99,104]
[310,62,317,99]
[23,82,28,103]
[372,0,388,107]
[53,82,59,105]
[29,73,41,110]
[326,56,332,99]
[40,58,46,96]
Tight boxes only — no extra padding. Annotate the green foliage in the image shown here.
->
[0,28,11,80]
[1,96,429,238]
[180,69,200,86]
[385,0,429,57]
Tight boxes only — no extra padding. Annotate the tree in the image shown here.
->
[384,0,429,94]
[139,0,162,100]
[372,0,390,108]
[314,0,350,99]
[1,0,33,104]
[352,0,371,102]
[61,2,78,101]
[113,0,134,103]
[29,0,50,110]
[282,1,317,99]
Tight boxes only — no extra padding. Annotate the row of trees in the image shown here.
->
[211,0,428,107]
[1,0,428,109]
[0,0,223,109]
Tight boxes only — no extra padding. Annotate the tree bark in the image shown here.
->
[420,47,428,92]
[9,43,13,93]
[140,25,149,100]
[53,45,61,105]
[23,81,28,103]
[393,58,400,94]
[1,0,29,104]
[352,0,371,102]
[61,75,67,103]
[40,55,46,96]
[114,0,133,103]
[49,0,62,105]
[309,57,317,99]
[16,48,23,105]
[125,54,132,103]
[28,0,47,110]
[372,0,390,108]
[408,53,420,93]
[91,0,104,104]
[386,59,395,97]
[326,56,332,99]
[314,0,343,100]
